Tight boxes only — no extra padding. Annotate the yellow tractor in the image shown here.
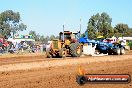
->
[46,31,82,58]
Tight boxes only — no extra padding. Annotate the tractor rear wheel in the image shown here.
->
[59,48,67,58]
[108,51,112,55]
[70,43,82,57]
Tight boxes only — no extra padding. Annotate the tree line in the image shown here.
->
[0,10,132,43]
[29,30,59,43]
[86,12,132,39]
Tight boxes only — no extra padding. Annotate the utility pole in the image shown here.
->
[80,18,81,34]
[63,25,64,42]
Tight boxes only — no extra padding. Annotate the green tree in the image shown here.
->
[87,12,113,39]
[45,36,50,43]
[29,30,55,43]
[50,35,55,40]
[36,34,40,41]
[87,13,100,39]
[29,30,38,41]
[127,28,132,37]
[0,10,27,38]
[114,23,129,37]
[40,35,45,43]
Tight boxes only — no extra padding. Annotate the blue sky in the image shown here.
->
[0,0,132,36]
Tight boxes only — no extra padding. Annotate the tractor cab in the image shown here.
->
[59,31,72,40]
[59,31,79,44]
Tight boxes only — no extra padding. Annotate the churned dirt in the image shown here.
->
[0,51,132,88]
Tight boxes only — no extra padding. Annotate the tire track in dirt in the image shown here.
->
[0,55,131,72]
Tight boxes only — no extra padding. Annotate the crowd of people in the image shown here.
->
[0,39,47,54]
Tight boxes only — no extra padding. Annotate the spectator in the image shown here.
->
[0,46,3,54]
[43,44,46,52]
[40,44,43,53]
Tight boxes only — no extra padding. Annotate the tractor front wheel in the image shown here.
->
[46,50,52,58]
[59,48,67,58]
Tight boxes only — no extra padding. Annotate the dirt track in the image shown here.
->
[0,52,132,88]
